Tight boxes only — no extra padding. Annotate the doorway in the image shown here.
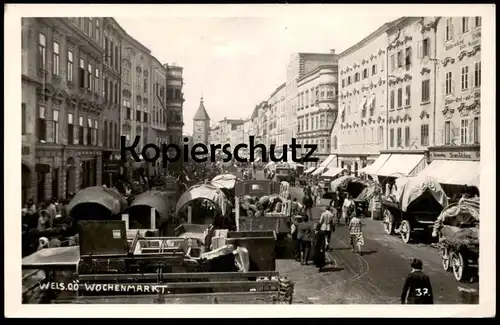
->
[52,168,59,199]
[22,164,31,204]
[37,172,46,203]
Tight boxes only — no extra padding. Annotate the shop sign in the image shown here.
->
[430,150,480,161]
[103,160,121,173]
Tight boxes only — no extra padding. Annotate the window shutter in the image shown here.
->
[468,119,474,144]
[451,123,459,144]
[83,127,87,145]
[417,41,423,59]
[46,120,54,143]
[426,39,431,57]
[99,127,103,147]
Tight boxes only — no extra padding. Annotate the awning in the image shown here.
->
[320,155,336,168]
[321,167,346,178]
[312,166,326,176]
[373,154,426,177]
[418,160,480,188]
[359,96,367,111]
[368,93,376,109]
[304,167,316,174]
[359,154,391,174]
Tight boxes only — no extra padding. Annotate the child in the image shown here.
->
[348,208,364,255]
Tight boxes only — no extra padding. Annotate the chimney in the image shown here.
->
[330,49,336,54]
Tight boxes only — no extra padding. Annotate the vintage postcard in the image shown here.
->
[5,3,495,318]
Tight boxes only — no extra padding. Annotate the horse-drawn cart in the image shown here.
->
[432,198,479,282]
[381,175,449,244]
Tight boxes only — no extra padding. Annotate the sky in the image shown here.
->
[116,12,397,135]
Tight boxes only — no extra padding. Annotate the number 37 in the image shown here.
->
[416,288,430,296]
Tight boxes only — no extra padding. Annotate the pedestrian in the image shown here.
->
[296,215,313,265]
[290,215,302,262]
[330,190,343,226]
[348,208,364,254]
[312,222,326,272]
[302,191,314,221]
[319,206,335,250]
[342,193,355,226]
[401,258,434,304]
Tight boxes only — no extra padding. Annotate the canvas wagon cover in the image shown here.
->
[392,175,448,212]
[175,184,232,215]
[67,186,128,215]
[212,174,241,189]
[124,190,174,220]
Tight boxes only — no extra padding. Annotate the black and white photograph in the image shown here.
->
[5,3,495,318]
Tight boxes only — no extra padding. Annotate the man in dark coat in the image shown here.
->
[401,258,434,304]
[295,215,314,265]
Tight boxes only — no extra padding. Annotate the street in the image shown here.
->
[251,170,479,304]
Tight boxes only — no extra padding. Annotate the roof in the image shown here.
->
[221,118,245,125]
[193,97,210,121]
[339,17,404,58]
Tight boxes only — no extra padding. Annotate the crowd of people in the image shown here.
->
[287,183,366,273]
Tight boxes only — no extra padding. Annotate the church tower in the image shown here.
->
[192,96,210,145]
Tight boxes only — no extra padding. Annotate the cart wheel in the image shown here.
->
[382,209,394,235]
[441,247,451,271]
[400,220,411,244]
[451,251,469,282]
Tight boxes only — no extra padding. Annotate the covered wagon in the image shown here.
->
[381,175,448,244]
[432,197,479,282]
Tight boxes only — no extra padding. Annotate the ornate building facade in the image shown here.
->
[22,17,107,203]
[296,64,338,168]
[334,22,391,176]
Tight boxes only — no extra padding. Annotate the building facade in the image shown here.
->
[192,97,210,146]
[334,22,391,175]
[284,52,337,143]
[150,56,168,174]
[212,118,245,153]
[208,124,221,145]
[420,16,482,194]
[296,64,338,168]
[101,18,123,186]
[22,17,108,203]
[120,32,152,152]
[435,16,481,148]
[267,83,286,151]
[165,64,185,146]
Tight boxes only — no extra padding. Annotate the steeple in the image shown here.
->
[193,96,210,121]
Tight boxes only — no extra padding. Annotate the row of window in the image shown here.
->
[342,62,381,88]
[444,61,481,95]
[445,17,481,42]
[445,117,480,145]
[389,126,414,148]
[39,33,103,94]
[389,46,414,72]
[336,126,384,149]
[296,138,331,152]
[297,86,336,109]
[297,114,334,133]
[30,105,119,148]
[124,104,149,123]
[152,107,167,126]
[70,17,121,71]
[390,85,412,109]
